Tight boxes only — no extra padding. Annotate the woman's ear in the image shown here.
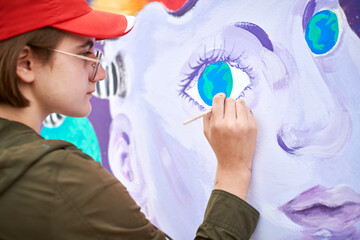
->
[16,46,36,83]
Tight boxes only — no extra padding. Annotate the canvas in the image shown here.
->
[42,0,360,239]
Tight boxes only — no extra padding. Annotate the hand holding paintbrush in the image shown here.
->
[188,93,257,201]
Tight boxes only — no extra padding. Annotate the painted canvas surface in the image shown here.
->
[42,0,360,239]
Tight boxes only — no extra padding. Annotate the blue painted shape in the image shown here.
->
[41,117,101,164]
[305,10,339,55]
[197,61,233,106]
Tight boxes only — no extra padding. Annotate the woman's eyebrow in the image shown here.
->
[77,39,94,49]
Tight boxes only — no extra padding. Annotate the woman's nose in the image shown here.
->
[92,64,107,82]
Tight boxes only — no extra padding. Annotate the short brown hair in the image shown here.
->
[0,27,65,107]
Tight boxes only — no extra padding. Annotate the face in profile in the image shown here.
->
[103,0,360,238]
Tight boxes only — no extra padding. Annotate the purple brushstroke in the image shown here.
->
[88,97,112,174]
[277,109,351,158]
[277,130,302,154]
[168,0,199,17]
[279,185,360,232]
[122,132,130,145]
[108,114,135,182]
[234,22,274,51]
[302,227,360,240]
[302,0,317,31]
[339,0,360,38]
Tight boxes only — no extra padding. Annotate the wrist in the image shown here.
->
[214,166,252,201]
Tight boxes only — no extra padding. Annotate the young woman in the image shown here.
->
[0,0,259,239]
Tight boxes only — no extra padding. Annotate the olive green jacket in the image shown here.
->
[0,118,259,239]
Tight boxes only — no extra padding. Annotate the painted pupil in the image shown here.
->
[197,61,233,106]
[305,10,339,55]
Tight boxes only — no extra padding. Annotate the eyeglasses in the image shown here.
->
[48,49,103,81]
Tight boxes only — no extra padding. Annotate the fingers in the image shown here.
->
[236,99,257,133]
[211,93,226,123]
[211,95,252,124]
[247,106,257,131]
[224,98,236,120]
[206,94,255,132]
[236,99,248,123]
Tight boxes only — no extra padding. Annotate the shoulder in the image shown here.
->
[52,147,162,239]
[56,148,117,190]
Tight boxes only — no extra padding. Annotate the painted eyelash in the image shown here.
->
[179,46,255,109]
[236,85,253,98]
[179,91,206,111]
[180,47,231,88]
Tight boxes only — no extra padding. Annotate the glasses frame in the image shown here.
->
[48,48,103,81]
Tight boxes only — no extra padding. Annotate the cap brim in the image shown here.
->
[51,9,135,40]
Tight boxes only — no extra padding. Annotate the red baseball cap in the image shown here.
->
[0,0,135,41]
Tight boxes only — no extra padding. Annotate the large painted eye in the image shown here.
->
[192,61,251,106]
[179,23,275,110]
[305,10,340,55]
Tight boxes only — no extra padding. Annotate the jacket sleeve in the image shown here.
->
[195,190,259,240]
[53,150,167,240]
[53,148,258,240]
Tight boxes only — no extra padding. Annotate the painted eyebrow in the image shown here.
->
[303,0,316,31]
[234,22,274,52]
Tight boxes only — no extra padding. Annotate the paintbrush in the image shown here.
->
[183,108,212,125]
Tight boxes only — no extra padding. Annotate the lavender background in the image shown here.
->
[47,0,360,239]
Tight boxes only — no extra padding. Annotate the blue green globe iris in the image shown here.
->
[197,61,233,106]
[305,10,339,55]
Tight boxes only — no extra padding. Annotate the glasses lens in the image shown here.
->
[92,50,103,81]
